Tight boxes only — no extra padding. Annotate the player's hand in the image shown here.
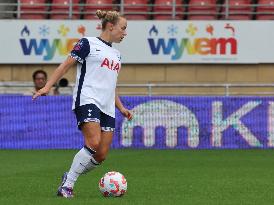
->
[32,87,50,100]
[120,108,133,120]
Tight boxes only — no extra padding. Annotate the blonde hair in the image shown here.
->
[96,10,123,30]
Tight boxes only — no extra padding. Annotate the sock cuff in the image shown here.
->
[84,145,96,155]
[83,146,100,166]
[90,155,100,166]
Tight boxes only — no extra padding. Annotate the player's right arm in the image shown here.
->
[33,38,90,100]
[32,57,76,100]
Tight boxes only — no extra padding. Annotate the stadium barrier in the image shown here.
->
[1,82,274,96]
[1,95,274,150]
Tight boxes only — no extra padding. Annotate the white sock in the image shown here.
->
[63,146,99,188]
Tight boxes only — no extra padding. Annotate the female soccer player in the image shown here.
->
[33,10,133,198]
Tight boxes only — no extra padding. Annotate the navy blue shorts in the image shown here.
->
[74,104,115,132]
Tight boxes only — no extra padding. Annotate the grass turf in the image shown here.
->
[0,149,274,205]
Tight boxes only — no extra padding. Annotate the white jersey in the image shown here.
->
[70,37,121,118]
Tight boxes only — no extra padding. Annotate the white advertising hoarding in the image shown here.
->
[0,20,273,64]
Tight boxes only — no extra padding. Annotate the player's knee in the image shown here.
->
[86,138,100,151]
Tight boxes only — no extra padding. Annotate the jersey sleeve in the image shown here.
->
[70,38,90,64]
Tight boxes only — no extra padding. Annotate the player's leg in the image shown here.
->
[93,112,115,163]
[62,111,115,190]
[57,104,102,198]
[57,122,101,198]
[93,131,114,163]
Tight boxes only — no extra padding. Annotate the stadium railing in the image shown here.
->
[1,81,274,96]
[0,0,273,20]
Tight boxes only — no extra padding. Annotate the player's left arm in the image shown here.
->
[115,91,133,120]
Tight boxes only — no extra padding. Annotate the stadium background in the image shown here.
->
[1,0,274,96]
[1,1,274,204]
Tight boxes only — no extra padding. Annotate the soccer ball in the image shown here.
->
[98,171,127,197]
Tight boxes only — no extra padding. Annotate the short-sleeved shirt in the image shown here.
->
[70,37,122,118]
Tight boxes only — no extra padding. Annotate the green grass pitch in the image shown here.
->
[1,149,274,205]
